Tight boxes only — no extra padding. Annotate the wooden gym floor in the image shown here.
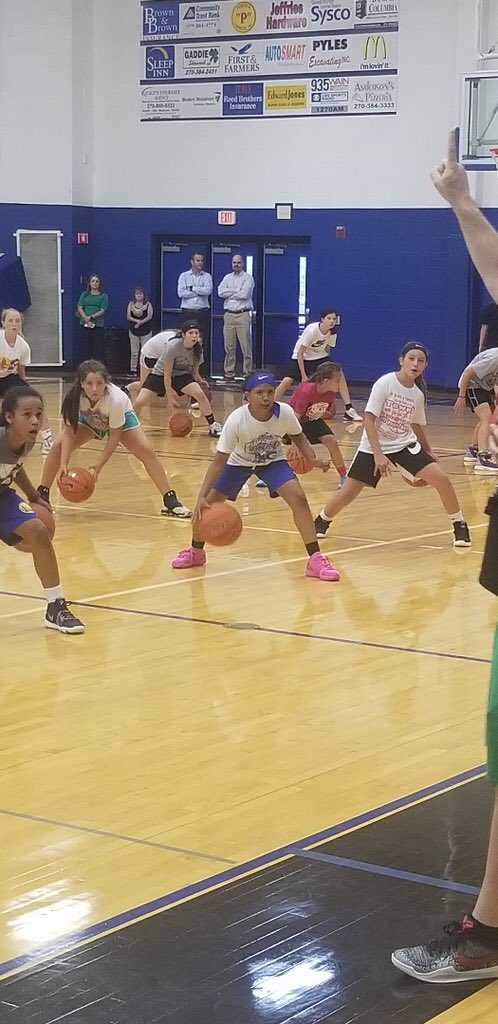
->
[1,378,497,1023]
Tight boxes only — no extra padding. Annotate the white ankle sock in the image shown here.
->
[450,510,465,524]
[319,509,333,522]
[44,585,63,604]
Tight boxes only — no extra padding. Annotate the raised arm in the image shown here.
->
[431,131,498,301]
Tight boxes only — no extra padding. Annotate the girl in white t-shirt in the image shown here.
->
[37,360,190,517]
[273,308,362,422]
[171,371,340,581]
[0,308,54,454]
[314,343,471,548]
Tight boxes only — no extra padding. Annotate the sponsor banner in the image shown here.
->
[141,0,399,40]
[142,31,398,80]
[265,81,308,109]
[141,82,222,118]
[223,81,264,114]
[142,2,180,38]
[354,0,398,25]
[141,73,396,118]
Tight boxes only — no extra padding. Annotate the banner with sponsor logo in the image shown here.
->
[140,0,398,120]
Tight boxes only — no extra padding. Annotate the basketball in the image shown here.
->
[197,503,243,546]
[169,411,193,437]
[199,380,212,403]
[58,467,95,503]
[402,475,428,488]
[33,502,55,537]
[286,446,312,475]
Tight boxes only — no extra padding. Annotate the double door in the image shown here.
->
[159,237,310,377]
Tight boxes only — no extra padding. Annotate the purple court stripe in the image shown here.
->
[291,849,480,896]
[2,589,489,665]
[0,763,485,979]
[0,806,236,865]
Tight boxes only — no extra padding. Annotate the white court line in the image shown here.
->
[50,504,382,541]
[65,523,489,605]
[1,524,488,620]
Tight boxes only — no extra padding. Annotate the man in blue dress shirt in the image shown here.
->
[177,253,213,350]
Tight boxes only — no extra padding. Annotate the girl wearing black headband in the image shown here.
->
[314,343,471,549]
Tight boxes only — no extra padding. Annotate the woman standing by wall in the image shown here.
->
[126,287,153,376]
[76,274,109,362]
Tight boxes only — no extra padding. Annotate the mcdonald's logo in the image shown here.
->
[362,34,387,60]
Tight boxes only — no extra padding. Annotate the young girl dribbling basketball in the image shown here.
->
[38,361,191,517]
[288,362,348,488]
[171,372,340,581]
[314,343,472,548]
[0,387,84,633]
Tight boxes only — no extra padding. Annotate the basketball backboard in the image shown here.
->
[459,70,498,170]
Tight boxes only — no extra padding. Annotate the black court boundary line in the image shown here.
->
[0,589,491,666]
[0,765,485,981]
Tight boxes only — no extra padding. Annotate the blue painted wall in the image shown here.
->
[3,201,495,387]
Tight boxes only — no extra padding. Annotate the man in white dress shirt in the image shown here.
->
[177,253,213,347]
[217,254,255,381]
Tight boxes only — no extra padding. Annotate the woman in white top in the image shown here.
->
[314,343,471,548]
[0,308,53,454]
[38,359,190,517]
[273,308,362,421]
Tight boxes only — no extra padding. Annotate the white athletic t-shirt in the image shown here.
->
[291,322,337,361]
[140,330,176,366]
[217,403,302,467]
[79,382,133,432]
[0,330,31,378]
[358,372,426,455]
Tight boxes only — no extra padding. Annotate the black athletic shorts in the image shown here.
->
[302,419,334,444]
[142,372,196,397]
[466,386,495,411]
[285,354,332,382]
[0,374,33,398]
[348,442,435,489]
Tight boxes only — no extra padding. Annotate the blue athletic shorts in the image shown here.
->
[78,409,140,439]
[213,459,296,500]
[0,488,38,546]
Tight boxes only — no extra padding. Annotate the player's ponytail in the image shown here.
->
[310,361,342,383]
[62,360,110,432]
[0,385,43,426]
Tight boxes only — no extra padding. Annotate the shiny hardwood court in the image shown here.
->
[1,378,497,1021]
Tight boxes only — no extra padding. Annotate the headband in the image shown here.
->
[244,372,277,391]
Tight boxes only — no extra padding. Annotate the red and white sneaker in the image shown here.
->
[171,546,207,569]
[305,551,340,581]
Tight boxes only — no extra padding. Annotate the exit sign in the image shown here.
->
[77,232,89,244]
[218,210,236,226]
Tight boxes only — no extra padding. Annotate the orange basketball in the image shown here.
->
[33,502,55,537]
[169,411,193,437]
[286,446,312,475]
[197,503,243,547]
[199,380,212,403]
[58,467,95,503]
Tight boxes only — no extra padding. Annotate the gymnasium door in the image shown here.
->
[261,245,308,372]
[159,237,310,378]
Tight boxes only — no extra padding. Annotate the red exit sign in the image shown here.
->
[218,210,236,226]
[77,232,89,244]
